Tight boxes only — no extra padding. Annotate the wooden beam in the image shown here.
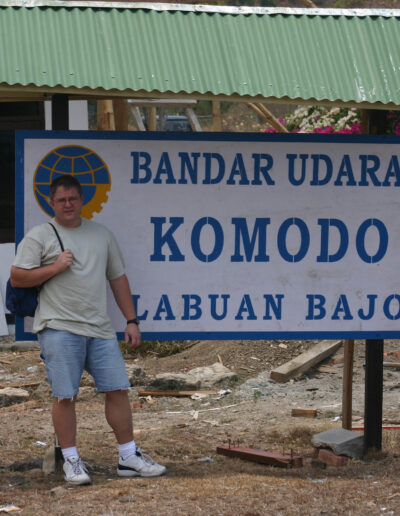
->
[131,106,146,131]
[185,107,202,132]
[129,99,197,108]
[138,390,219,397]
[217,445,303,468]
[291,408,317,418]
[97,99,115,130]
[113,98,129,131]
[212,101,222,132]
[255,103,288,132]
[147,106,157,131]
[245,102,288,132]
[270,340,343,383]
[342,340,354,430]
[300,0,317,7]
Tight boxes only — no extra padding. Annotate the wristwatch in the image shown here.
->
[127,318,140,325]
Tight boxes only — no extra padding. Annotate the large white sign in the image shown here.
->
[15,131,400,340]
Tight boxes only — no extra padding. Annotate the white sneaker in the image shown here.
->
[63,456,91,485]
[117,449,166,477]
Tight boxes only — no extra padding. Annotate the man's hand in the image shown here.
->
[53,250,74,273]
[125,323,141,349]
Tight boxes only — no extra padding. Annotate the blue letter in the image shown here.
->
[132,294,149,320]
[182,295,202,320]
[317,219,349,262]
[231,218,270,262]
[191,217,224,262]
[356,219,388,263]
[382,156,400,187]
[131,151,152,183]
[358,295,377,320]
[209,294,230,320]
[334,155,356,186]
[287,154,308,186]
[178,152,200,184]
[310,154,332,186]
[203,153,225,184]
[306,294,326,320]
[227,154,250,185]
[359,155,381,186]
[263,294,284,320]
[277,218,310,262]
[153,294,175,320]
[331,295,353,320]
[235,294,257,320]
[150,217,185,262]
[154,152,176,184]
[383,295,400,320]
[251,154,275,185]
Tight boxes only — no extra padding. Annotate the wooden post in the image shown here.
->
[342,339,354,430]
[52,94,69,130]
[113,98,129,131]
[212,101,222,132]
[147,106,157,131]
[364,339,384,454]
[97,100,115,130]
[362,110,386,455]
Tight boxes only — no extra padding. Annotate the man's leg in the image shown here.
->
[52,396,77,448]
[105,390,133,444]
[105,389,166,478]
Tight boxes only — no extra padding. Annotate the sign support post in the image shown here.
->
[364,339,384,455]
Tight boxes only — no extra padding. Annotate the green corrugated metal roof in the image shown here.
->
[0,1,400,108]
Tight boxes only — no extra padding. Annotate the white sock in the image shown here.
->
[119,440,137,460]
[62,446,79,461]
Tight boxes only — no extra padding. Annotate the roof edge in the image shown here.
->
[2,1,400,18]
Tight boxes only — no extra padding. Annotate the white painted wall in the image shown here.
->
[0,243,16,335]
[44,100,89,130]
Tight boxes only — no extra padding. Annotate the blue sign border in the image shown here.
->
[15,130,400,341]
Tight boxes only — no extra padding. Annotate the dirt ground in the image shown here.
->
[1,337,400,516]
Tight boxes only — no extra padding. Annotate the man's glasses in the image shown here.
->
[52,196,82,205]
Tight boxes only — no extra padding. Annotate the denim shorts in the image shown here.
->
[38,328,130,399]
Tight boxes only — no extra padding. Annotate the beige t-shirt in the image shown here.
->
[13,219,125,339]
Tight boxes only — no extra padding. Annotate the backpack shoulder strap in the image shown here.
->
[48,223,65,252]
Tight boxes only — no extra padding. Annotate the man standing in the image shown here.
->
[10,174,166,485]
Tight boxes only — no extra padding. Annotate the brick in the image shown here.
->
[318,448,349,467]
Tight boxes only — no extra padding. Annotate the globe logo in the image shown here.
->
[33,145,111,219]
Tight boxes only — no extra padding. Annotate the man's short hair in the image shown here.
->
[50,175,83,200]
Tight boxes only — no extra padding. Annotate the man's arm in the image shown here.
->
[10,250,75,287]
[109,274,141,348]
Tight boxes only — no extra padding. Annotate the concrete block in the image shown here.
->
[312,428,363,460]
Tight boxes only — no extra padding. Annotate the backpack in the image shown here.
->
[6,223,64,318]
[5,281,38,317]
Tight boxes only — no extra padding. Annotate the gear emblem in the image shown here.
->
[33,145,111,219]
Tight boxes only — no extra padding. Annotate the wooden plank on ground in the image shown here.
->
[0,382,41,390]
[270,340,343,383]
[216,445,303,468]
[291,408,317,418]
[138,390,219,397]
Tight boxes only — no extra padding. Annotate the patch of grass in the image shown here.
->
[119,340,187,357]
[253,389,262,403]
